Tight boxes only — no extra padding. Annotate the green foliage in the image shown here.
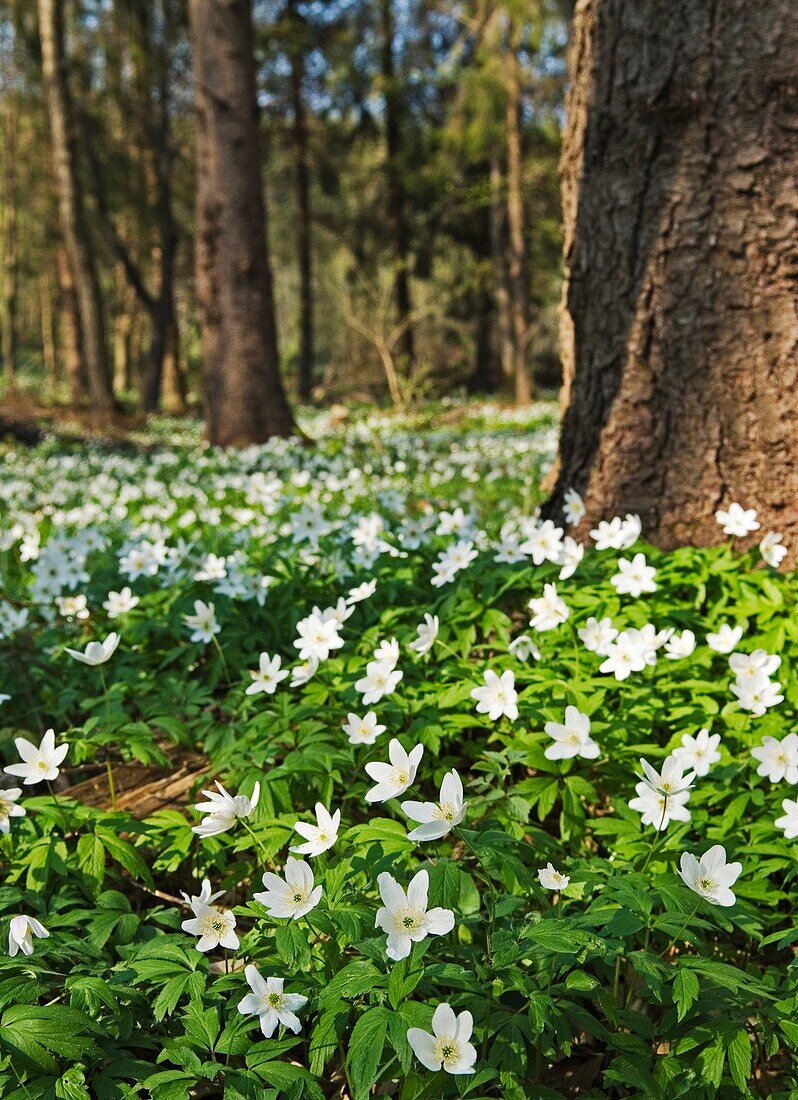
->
[0,410,796,1097]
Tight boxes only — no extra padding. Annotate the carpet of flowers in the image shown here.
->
[0,402,796,1099]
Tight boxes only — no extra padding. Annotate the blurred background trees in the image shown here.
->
[0,0,567,428]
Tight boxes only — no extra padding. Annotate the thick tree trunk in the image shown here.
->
[381,0,415,370]
[1,101,18,390]
[505,18,532,405]
[287,0,314,402]
[38,0,115,411]
[189,0,295,446]
[547,0,798,549]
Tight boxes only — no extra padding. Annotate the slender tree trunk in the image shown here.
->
[505,16,532,404]
[113,274,134,393]
[287,0,314,402]
[489,151,514,393]
[189,0,295,445]
[380,0,414,369]
[40,271,58,386]
[1,100,18,390]
[57,246,86,402]
[37,0,115,411]
[162,320,186,413]
[546,0,798,549]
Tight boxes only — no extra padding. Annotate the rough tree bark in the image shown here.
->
[504,16,533,405]
[189,0,296,445]
[287,0,314,402]
[380,0,415,370]
[37,0,115,411]
[546,0,798,549]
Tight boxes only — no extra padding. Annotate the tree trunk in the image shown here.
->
[1,100,18,390]
[40,271,58,386]
[162,320,187,414]
[287,0,314,402]
[505,16,532,405]
[189,0,295,446]
[381,0,415,370]
[57,246,86,402]
[489,151,514,394]
[546,0,798,549]
[37,0,115,411]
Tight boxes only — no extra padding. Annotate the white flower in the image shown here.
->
[401,770,467,841]
[637,756,696,798]
[192,780,260,837]
[181,902,239,952]
[4,729,69,786]
[591,516,640,551]
[729,649,781,684]
[347,580,378,604]
[557,536,584,580]
[253,857,322,919]
[520,520,563,565]
[238,966,308,1037]
[706,624,743,654]
[610,552,657,598]
[508,634,541,661]
[343,711,385,745]
[64,632,120,665]
[715,503,760,537]
[180,878,224,908]
[599,630,651,680]
[544,706,599,761]
[373,637,400,668]
[528,583,569,632]
[760,532,787,569]
[562,488,585,526]
[375,869,455,961]
[470,669,518,722]
[409,614,439,656]
[664,630,696,660]
[291,656,319,686]
[293,612,344,662]
[537,863,570,891]
[578,616,617,655]
[354,658,403,705]
[103,587,140,618]
[628,783,691,830]
[774,798,798,840]
[431,539,478,587]
[678,845,741,907]
[365,739,424,803]
[183,601,221,644]
[407,1003,477,1075]
[7,914,49,957]
[732,671,784,715]
[751,734,798,784]
[290,803,340,857]
[56,594,89,620]
[0,787,25,834]
[246,652,290,696]
[672,729,721,778]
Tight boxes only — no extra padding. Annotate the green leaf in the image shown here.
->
[672,968,699,1022]
[317,961,385,1007]
[347,1007,390,1100]
[726,1029,752,1091]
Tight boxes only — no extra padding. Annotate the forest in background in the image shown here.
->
[0,0,566,417]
